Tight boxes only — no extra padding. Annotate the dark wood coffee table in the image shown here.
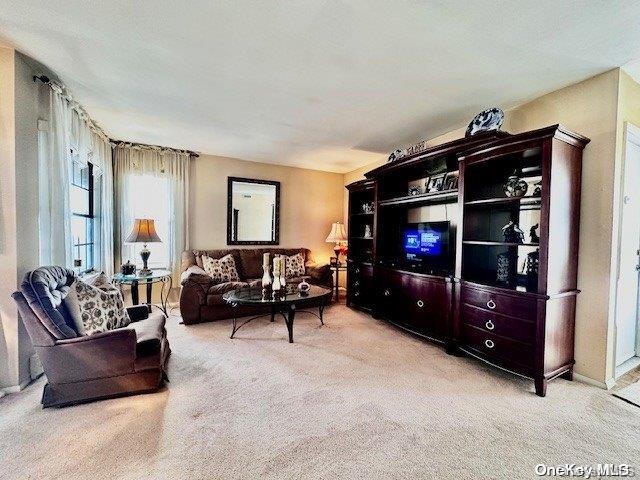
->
[223,285,332,343]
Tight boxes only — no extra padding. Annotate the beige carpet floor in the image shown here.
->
[1,305,639,480]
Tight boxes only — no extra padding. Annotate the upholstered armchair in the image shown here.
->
[11,266,170,408]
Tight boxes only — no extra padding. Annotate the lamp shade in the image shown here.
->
[125,218,162,243]
[325,222,347,243]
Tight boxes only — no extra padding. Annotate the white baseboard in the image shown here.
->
[574,372,615,390]
[1,377,31,395]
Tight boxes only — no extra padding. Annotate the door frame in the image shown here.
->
[612,122,640,379]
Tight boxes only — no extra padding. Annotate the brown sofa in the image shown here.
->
[12,266,170,408]
[179,248,333,324]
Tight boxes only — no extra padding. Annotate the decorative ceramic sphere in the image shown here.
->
[503,174,528,198]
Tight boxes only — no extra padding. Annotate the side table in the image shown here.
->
[330,265,347,302]
[112,269,172,316]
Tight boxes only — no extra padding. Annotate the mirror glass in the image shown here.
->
[227,177,280,245]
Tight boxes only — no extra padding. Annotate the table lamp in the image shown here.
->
[325,222,347,265]
[125,218,162,276]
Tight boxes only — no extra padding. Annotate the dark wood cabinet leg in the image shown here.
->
[534,377,547,397]
[270,305,275,322]
[131,280,139,305]
[560,369,573,381]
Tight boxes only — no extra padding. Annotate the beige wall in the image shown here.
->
[0,47,19,390]
[190,154,344,264]
[343,70,620,386]
[0,49,41,390]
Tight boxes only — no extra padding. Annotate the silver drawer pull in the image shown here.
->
[354,281,360,287]
[485,320,495,331]
[384,289,391,297]
[417,300,424,308]
[484,339,495,349]
[486,300,496,310]
[353,291,360,297]
[355,268,360,274]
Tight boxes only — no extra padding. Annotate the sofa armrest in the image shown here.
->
[180,273,214,324]
[126,305,150,322]
[305,263,333,289]
[43,329,137,384]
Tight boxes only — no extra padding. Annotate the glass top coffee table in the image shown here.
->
[223,285,332,343]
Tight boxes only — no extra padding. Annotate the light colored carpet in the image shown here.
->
[1,305,639,480]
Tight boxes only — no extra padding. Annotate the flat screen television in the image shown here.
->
[403,221,451,270]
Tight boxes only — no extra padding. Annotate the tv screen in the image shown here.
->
[403,222,450,267]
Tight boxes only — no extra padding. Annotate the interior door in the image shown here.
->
[615,128,640,367]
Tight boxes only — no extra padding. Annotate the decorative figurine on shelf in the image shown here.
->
[298,278,310,296]
[364,225,372,238]
[408,185,422,196]
[503,171,528,197]
[387,148,406,163]
[530,224,540,244]
[362,202,374,214]
[524,249,540,291]
[496,251,518,288]
[502,221,525,243]
[533,180,542,197]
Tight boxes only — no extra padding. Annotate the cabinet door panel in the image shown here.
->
[406,276,448,338]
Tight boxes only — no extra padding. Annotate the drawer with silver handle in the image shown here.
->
[461,286,537,321]
[461,304,535,345]
[460,325,534,368]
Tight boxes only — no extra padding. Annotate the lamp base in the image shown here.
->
[139,244,152,276]
[333,244,342,266]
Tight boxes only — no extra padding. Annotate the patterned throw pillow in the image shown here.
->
[69,273,131,336]
[203,254,240,283]
[282,253,306,278]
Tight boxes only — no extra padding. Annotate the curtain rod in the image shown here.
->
[33,74,110,143]
[110,140,199,157]
[33,75,199,158]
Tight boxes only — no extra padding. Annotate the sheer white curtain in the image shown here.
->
[114,145,190,286]
[39,85,73,267]
[38,84,115,274]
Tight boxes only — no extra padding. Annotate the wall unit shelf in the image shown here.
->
[378,189,458,207]
[346,124,589,397]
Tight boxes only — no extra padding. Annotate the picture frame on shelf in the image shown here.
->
[444,171,459,190]
[425,173,446,193]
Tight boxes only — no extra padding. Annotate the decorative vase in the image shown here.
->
[503,172,528,198]
[298,278,310,296]
[525,249,540,291]
[272,256,281,295]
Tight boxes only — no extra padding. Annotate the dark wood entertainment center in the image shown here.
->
[346,125,589,396]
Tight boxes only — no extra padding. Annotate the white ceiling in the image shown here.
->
[2,1,640,173]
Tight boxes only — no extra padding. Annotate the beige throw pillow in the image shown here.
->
[65,273,131,336]
[282,253,306,278]
[203,254,240,283]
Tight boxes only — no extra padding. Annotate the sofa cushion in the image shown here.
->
[208,281,248,295]
[128,312,166,357]
[203,254,241,283]
[239,248,307,279]
[282,252,306,278]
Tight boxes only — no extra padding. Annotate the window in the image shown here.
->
[70,160,101,273]
[124,174,170,269]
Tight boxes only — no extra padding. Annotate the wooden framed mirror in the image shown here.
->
[227,177,280,245]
